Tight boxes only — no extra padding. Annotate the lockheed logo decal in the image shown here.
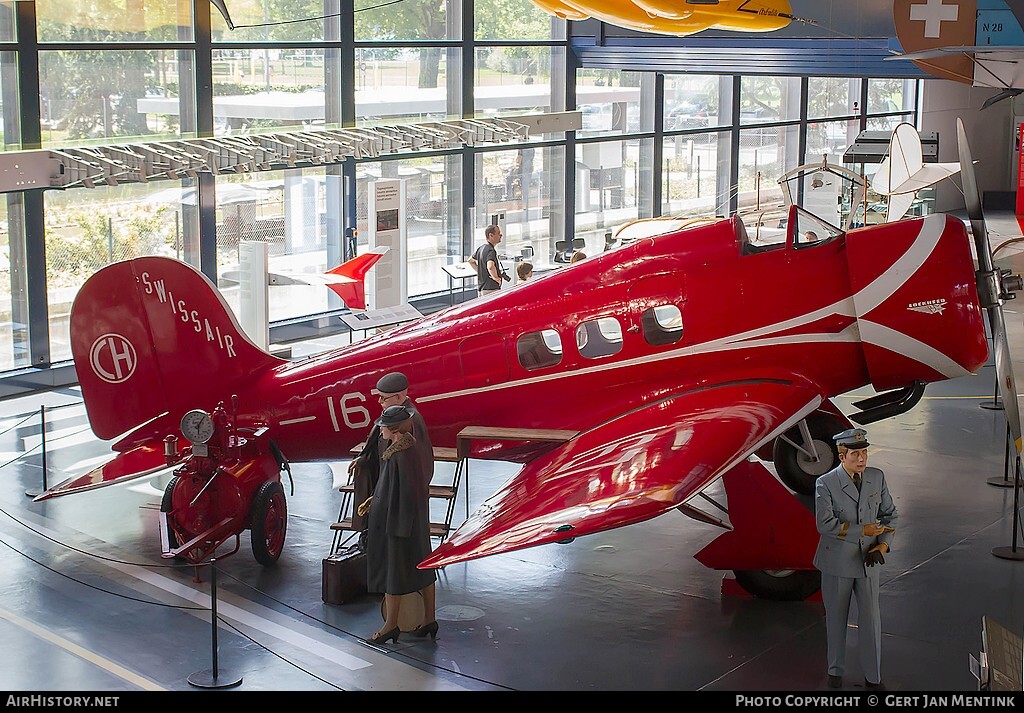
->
[908,299,947,315]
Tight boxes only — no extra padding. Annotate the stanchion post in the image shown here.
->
[988,423,1017,488]
[25,405,47,498]
[981,373,1004,411]
[40,405,47,492]
[993,455,1024,560]
[187,559,242,689]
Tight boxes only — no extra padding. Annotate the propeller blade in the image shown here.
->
[957,118,1024,453]
[957,119,993,274]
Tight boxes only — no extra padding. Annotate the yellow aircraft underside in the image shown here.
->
[530,0,793,35]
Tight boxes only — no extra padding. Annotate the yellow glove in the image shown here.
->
[862,522,894,537]
[357,496,372,517]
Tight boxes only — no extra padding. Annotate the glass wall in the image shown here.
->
[0,195,28,371]
[40,50,194,146]
[663,75,725,132]
[0,0,926,380]
[44,182,192,362]
[662,132,729,218]
[577,68,647,137]
[475,47,564,119]
[575,138,649,254]
[210,50,326,135]
[357,155,462,299]
[475,145,563,266]
[357,48,454,126]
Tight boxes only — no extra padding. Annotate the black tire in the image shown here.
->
[772,414,845,495]
[251,480,287,566]
[733,569,821,601]
[160,475,182,555]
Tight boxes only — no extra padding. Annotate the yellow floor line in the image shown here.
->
[840,394,1015,400]
[0,605,165,691]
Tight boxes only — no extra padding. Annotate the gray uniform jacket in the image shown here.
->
[813,465,898,579]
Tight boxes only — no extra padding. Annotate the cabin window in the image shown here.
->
[641,304,683,346]
[575,317,623,359]
[517,329,562,370]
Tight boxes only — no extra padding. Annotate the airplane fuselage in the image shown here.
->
[253,212,984,465]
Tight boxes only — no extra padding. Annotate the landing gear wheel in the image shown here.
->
[772,415,844,495]
[251,480,287,566]
[160,476,183,557]
[733,569,821,601]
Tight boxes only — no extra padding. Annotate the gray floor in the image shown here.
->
[2,221,1024,692]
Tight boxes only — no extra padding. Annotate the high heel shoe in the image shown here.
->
[367,625,400,644]
[410,621,438,639]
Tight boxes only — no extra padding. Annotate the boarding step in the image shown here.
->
[331,519,450,538]
[337,482,455,499]
[349,443,459,463]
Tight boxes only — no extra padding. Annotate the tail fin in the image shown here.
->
[323,247,388,310]
[71,257,287,441]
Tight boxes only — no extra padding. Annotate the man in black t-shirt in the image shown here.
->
[467,224,509,297]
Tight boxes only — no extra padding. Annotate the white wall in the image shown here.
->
[920,79,1014,211]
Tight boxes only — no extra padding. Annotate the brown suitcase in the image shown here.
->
[322,544,367,605]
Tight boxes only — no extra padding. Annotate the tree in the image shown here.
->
[36,0,172,141]
[356,0,551,88]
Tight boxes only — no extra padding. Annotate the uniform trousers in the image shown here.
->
[820,572,882,683]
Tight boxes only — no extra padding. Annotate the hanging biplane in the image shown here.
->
[34,120,1021,601]
[890,0,1024,109]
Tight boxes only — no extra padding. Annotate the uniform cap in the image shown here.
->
[375,405,413,427]
[833,427,869,449]
[376,371,409,395]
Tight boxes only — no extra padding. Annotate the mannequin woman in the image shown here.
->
[360,405,438,643]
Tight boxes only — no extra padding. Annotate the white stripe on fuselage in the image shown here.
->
[852,214,944,314]
[859,320,970,378]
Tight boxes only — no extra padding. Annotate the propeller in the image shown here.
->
[957,118,1024,453]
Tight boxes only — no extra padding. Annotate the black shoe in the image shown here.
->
[367,625,400,644]
[828,675,842,688]
[410,620,439,639]
[865,679,886,690]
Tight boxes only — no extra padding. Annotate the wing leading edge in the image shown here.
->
[419,380,823,569]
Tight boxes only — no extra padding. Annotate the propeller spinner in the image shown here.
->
[957,118,1024,452]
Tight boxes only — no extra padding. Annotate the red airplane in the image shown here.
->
[35,120,1019,599]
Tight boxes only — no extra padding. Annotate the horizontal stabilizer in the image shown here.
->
[33,442,169,501]
[872,123,961,222]
[324,247,389,310]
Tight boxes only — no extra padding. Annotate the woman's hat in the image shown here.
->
[376,404,413,427]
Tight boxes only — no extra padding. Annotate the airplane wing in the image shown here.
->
[419,380,823,569]
[890,46,1024,63]
[886,47,1024,90]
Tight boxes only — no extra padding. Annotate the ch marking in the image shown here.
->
[89,333,137,384]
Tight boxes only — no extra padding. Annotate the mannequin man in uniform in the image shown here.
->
[814,427,897,691]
